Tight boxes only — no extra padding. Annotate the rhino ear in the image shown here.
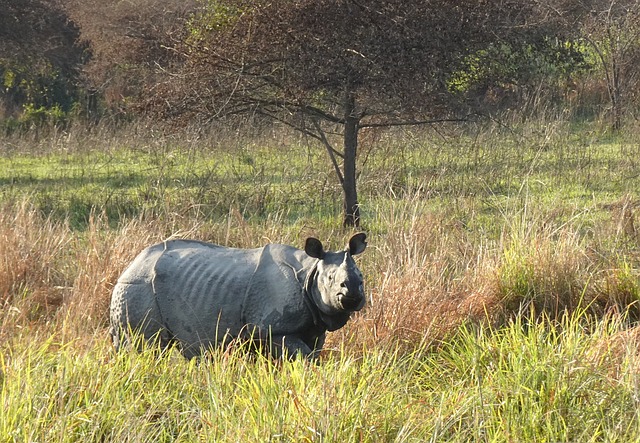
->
[305,237,325,259]
[348,233,367,256]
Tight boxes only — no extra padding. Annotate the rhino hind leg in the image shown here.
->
[110,316,174,353]
[110,282,174,353]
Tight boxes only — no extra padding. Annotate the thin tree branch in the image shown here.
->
[253,108,322,140]
[359,116,472,129]
[312,118,344,185]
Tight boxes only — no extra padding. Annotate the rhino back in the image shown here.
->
[149,240,263,348]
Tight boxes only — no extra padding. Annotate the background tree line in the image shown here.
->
[2,0,640,225]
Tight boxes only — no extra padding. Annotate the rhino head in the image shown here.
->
[305,233,367,316]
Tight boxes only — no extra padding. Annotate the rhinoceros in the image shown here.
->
[109,233,367,359]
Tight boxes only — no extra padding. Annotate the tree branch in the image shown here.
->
[251,98,345,125]
[251,106,345,184]
[312,118,344,185]
[359,116,472,129]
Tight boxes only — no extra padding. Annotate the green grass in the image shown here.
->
[0,139,347,229]
[431,313,640,442]
[2,124,640,233]
[3,314,640,442]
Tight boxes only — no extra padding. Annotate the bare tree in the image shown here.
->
[144,0,567,226]
[534,0,640,129]
[581,0,640,129]
[64,0,196,115]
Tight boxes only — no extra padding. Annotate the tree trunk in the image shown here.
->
[611,52,622,131]
[342,92,360,227]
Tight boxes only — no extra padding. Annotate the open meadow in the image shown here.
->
[2,121,640,441]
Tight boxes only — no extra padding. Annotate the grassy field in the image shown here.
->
[1,120,640,441]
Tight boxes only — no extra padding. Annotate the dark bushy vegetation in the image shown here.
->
[0,0,86,129]
[1,1,637,126]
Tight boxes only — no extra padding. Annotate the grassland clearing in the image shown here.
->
[1,121,640,441]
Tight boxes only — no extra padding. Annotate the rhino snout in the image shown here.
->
[338,284,365,311]
[339,293,365,311]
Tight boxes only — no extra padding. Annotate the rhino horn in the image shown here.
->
[341,252,350,268]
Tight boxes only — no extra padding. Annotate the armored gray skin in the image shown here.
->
[110,233,367,359]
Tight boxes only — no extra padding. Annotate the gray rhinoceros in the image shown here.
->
[109,233,367,359]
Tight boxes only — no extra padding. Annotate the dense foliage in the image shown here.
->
[0,0,85,127]
[1,0,636,126]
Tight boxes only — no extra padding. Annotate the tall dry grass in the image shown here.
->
[334,193,640,351]
[0,200,72,340]
[0,199,170,345]
[60,215,161,339]
[1,189,639,354]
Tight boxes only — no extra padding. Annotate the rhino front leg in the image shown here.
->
[307,334,325,361]
[269,335,325,361]
[266,335,311,360]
